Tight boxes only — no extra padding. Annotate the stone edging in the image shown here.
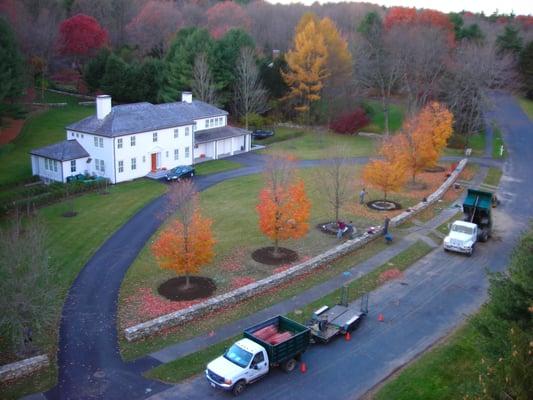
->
[124,159,467,341]
[0,354,49,383]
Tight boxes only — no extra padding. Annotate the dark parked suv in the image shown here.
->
[252,129,275,139]
[165,165,195,181]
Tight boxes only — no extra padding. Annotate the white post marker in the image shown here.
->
[500,145,504,157]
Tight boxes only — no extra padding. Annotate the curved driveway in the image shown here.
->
[48,93,528,399]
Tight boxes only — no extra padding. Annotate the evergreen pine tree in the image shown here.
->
[0,17,25,125]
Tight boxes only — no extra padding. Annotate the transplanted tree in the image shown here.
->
[57,13,108,73]
[315,147,354,221]
[393,102,453,183]
[0,217,58,353]
[0,17,25,125]
[283,15,328,121]
[256,153,311,257]
[191,53,218,105]
[234,47,269,130]
[152,180,215,289]
[363,159,407,200]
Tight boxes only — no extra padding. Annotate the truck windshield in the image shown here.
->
[224,344,253,368]
[452,225,473,234]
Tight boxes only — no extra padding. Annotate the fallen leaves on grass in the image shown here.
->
[379,268,403,283]
[231,276,256,289]
[123,288,203,325]
[220,247,248,272]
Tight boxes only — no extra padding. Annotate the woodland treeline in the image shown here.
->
[1,0,533,139]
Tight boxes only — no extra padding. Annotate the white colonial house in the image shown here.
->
[30,93,251,184]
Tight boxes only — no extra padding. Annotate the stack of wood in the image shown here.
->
[253,325,293,345]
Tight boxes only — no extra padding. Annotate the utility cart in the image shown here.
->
[306,288,369,343]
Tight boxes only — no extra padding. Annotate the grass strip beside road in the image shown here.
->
[483,167,503,187]
[144,240,433,384]
[517,97,533,121]
[374,322,482,400]
[436,212,463,236]
[492,126,505,159]
[194,159,242,176]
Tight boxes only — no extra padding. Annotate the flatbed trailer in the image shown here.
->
[306,288,368,343]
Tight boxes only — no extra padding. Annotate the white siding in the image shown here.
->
[32,156,63,183]
[194,115,226,131]
[194,142,215,160]
[232,135,246,153]
[67,130,114,181]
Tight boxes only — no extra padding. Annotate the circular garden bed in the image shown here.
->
[158,276,216,301]
[366,200,402,211]
[252,246,299,265]
[316,222,356,237]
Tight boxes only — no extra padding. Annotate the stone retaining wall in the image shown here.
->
[0,355,49,383]
[124,159,467,341]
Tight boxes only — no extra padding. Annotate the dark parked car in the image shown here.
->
[252,129,275,139]
[165,165,195,181]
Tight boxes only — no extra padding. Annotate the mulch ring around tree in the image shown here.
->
[252,246,299,266]
[158,276,217,301]
[424,165,446,173]
[316,222,356,238]
[62,211,78,217]
[367,200,402,211]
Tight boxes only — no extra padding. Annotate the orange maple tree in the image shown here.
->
[256,154,311,255]
[363,159,407,199]
[388,102,453,183]
[152,205,215,289]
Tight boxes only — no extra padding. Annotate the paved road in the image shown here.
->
[46,93,524,400]
[147,92,533,399]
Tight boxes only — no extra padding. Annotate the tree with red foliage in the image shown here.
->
[57,14,108,71]
[126,0,182,56]
[206,1,251,39]
[329,108,370,134]
[383,7,417,30]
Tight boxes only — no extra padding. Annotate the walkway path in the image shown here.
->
[44,111,508,399]
[148,93,533,399]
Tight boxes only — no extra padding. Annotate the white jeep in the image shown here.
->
[443,220,478,256]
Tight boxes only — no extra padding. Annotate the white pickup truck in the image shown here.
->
[206,316,310,396]
[443,220,478,256]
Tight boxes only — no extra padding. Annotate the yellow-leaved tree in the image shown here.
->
[283,15,328,118]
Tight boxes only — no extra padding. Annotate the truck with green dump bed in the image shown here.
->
[444,188,494,256]
[205,316,311,396]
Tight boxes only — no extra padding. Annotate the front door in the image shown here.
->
[151,153,157,171]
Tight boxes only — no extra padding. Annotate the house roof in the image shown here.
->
[66,100,228,137]
[30,140,90,161]
[195,126,250,144]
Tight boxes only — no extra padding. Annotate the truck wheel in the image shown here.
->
[232,380,246,396]
[480,232,488,242]
[282,358,296,373]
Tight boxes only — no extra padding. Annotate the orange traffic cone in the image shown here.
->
[345,331,351,341]
[378,313,384,322]
[300,362,307,373]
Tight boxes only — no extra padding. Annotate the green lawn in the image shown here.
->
[0,179,167,399]
[194,159,242,175]
[375,322,482,400]
[436,211,463,236]
[363,100,405,134]
[444,131,486,157]
[492,126,506,159]
[260,127,377,159]
[517,96,533,121]
[145,240,433,383]
[0,92,93,187]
